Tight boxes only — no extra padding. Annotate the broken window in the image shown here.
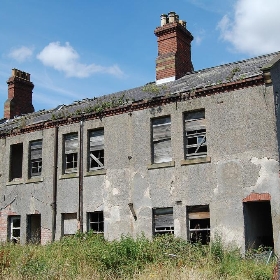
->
[152,116,172,163]
[87,211,104,233]
[64,133,78,173]
[89,129,104,171]
[10,143,23,180]
[187,205,210,244]
[9,216,21,243]
[153,207,174,235]
[184,110,207,159]
[62,213,77,236]
[30,140,42,177]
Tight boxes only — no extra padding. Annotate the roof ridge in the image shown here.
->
[190,51,280,75]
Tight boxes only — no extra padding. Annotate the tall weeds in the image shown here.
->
[0,232,274,279]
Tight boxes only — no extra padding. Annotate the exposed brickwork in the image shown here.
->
[41,227,52,245]
[154,20,193,81]
[0,205,18,242]
[242,192,271,202]
[4,69,34,119]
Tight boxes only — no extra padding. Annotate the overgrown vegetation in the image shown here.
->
[0,233,274,279]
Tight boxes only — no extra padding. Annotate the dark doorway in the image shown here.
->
[243,201,274,250]
[27,214,41,244]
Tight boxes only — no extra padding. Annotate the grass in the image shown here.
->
[0,232,275,279]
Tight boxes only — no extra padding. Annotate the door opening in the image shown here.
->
[243,201,274,250]
[27,214,41,244]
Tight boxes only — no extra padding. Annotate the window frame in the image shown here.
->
[87,211,104,234]
[29,139,43,177]
[88,129,104,171]
[64,133,78,174]
[153,207,174,235]
[151,116,172,164]
[184,110,207,159]
[9,216,21,243]
[187,205,210,245]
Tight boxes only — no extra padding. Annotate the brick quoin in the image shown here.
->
[154,12,193,82]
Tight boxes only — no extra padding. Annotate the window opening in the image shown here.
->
[9,216,21,243]
[10,143,23,180]
[64,133,78,173]
[187,205,210,244]
[89,130,104,170]
[88,212,104,233]
[30,140,42,177]
[153,207,174,235]
[184,110,207,159]
[62,213,77,236]
[152,116,172,163]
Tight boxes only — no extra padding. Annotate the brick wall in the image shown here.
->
[4,73,34,119]
[155,21,193,81]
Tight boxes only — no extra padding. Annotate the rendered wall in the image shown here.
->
[0,83,279,255]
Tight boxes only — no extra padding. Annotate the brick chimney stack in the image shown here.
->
[154,12,194,84]
[4,69,34,119]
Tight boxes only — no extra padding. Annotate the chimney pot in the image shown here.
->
[179,20,186,28]
[168,11,176,23]
[160,14,167,26]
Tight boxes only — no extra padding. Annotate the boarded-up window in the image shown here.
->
[64,133,78,173]
[62,213,77,236]
[89,129,104,171]
[88,212,104,233]
[9,216,21,243]
[152,116,172,163]
[30,140,42,177]
[10,143,23,180]
[187,205,210,244]
[153,207,174,235]
[184,110,207,159]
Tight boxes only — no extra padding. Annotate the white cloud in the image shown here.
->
[217,0,280,55]
[37,42,124,78]
[8,46,33,62]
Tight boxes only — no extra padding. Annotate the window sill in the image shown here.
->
[26,177,43,184]
[7,178,24,186]
[180,156,211,166]
[85,169,106,177]
[59,173,79,180]
[147,161,175,170]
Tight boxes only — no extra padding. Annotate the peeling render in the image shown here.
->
[250,157,279,191]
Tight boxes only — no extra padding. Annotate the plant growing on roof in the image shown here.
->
[142,83,167,96]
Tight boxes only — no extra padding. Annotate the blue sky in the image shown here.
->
[0,0,280,118]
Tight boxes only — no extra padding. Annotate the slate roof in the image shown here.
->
[0,51,279,134]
